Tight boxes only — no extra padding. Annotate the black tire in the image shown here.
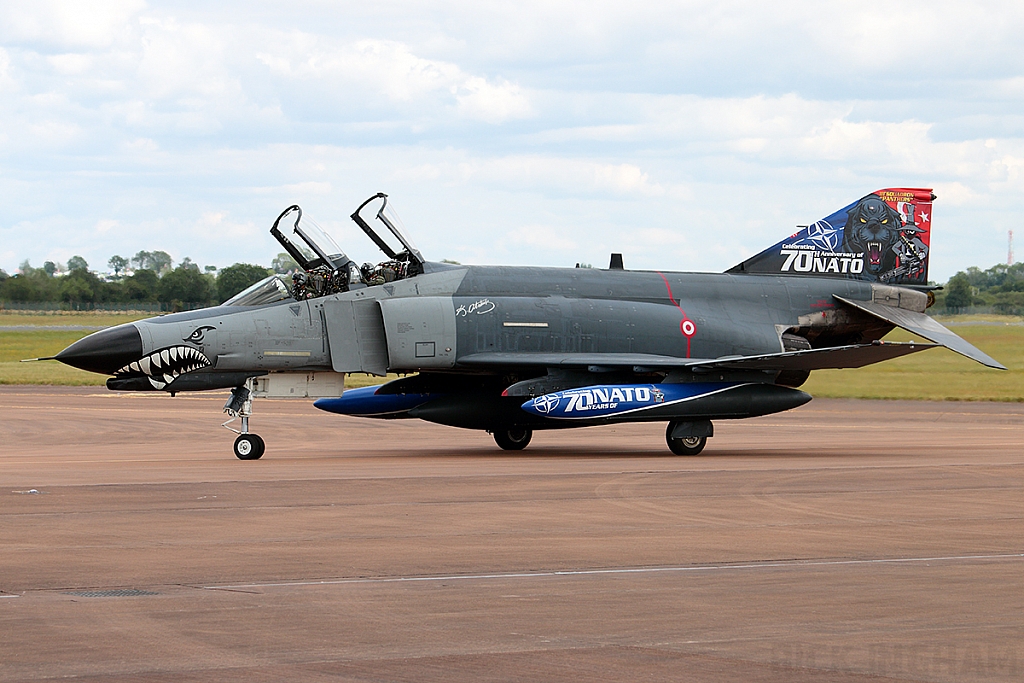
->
[234,434,265,460]
[665,426,707,456]
[493,427,533,451]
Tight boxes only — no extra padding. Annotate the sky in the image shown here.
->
[1,0,1022,282]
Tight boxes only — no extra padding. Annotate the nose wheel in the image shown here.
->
[223,380,265,460]
[233,433,265,460]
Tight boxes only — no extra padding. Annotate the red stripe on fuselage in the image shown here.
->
[655,271,696,357]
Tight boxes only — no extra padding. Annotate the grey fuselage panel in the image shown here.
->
[314,264,885,373]
[446,266,879,369]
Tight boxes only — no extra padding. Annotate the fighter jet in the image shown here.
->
[51,189,1004,459]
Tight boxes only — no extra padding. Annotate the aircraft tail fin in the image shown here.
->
[727,188,935,286]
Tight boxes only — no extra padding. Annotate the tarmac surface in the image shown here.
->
[1,385,1022,682]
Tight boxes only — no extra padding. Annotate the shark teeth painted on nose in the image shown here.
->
[115,345,212,384]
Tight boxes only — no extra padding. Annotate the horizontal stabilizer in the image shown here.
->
[834,296,1006,369]
[459,342,937,373]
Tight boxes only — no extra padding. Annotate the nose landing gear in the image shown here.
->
[233,433,265,460]
[223,381,265,460]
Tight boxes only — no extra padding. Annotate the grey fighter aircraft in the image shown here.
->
[51,189,1003,459]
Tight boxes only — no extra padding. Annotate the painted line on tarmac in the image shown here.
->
[206,553,1024,591]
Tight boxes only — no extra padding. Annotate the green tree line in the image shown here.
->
[0,252,296,310]
[940,262,1024,314]
[4,252,1021,314]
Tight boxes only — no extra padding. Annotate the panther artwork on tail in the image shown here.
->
[841,194,929,283]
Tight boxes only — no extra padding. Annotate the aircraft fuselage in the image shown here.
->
[85,263,893,390]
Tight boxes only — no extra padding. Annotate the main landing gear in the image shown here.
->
[492,426,533,451]
[666,433,706,456]
[223,381,265,460]
[665,420,712,456]
[487,423,711,454]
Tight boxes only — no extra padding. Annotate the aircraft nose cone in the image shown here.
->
[55,324,144,375]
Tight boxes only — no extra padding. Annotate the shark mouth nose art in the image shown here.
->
[115,346,212,390]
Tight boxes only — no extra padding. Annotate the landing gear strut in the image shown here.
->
[223,380,265,460]
[492,426,533,451]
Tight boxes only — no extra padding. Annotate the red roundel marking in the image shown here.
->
[656,271,697,357]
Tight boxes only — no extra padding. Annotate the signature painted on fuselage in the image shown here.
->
[456,299,496,316]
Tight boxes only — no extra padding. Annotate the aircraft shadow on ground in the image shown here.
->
[331,446,827,460]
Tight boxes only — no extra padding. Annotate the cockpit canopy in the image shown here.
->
[268,193,425,302]
[351,192,424,267]
[270,205,351,274]
[222,274,292,307]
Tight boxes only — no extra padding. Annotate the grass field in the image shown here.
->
[0,311,153,328]
[0,330,112,385]
[801,326,1022,401]
[2,312,1021,400]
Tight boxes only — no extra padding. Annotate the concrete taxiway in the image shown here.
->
[1,386,1022,682]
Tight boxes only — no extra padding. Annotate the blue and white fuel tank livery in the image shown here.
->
[314,385,439,418]
[523,383,736,419]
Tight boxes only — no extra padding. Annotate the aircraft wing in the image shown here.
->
[834,296,1006,369]
[680,341,936,371]
[457,341,937,373]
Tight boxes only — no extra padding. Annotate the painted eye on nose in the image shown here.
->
[860,218,866,223]
[185,326,215,344]
[881,219,887,224]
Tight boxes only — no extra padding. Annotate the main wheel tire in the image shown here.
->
[493,427,533,451]
[234,434,265,460]
[665,426,707,456]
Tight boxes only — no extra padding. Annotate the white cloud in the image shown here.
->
[454,76,532,123]
[504,224,578,252]
[593,163,663,196]
[135,17,235,100]
[391,155,667,197]
[256,36,532,123]
[25,119,82,148]
[192,211,257,241]
[0,47,13,90]
[0,0,145,49]
[282,181,332,195]
[47,52,94,75]
[94,219,119,234]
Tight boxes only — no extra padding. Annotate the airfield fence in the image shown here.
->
[941,306,1000,316]
[0,301,208,313]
